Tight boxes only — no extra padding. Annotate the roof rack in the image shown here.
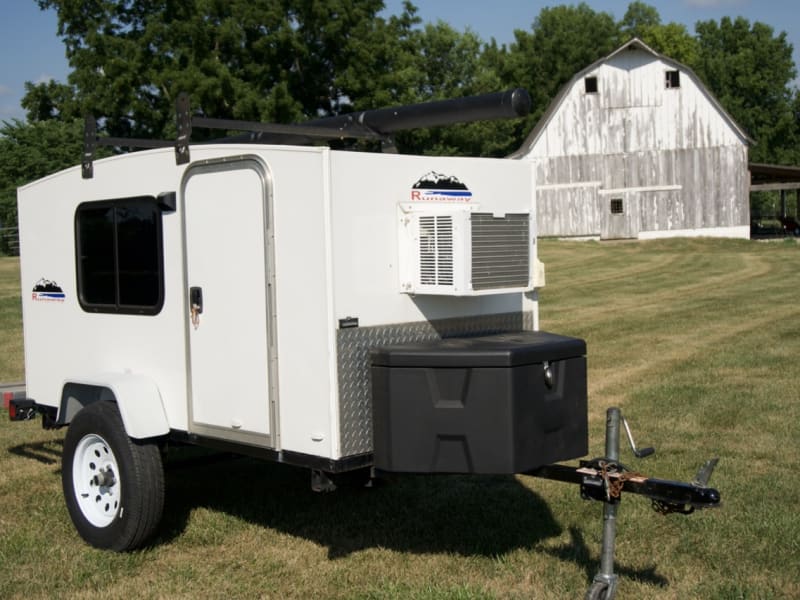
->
[82,89,531,179]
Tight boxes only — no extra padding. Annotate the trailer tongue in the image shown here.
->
[530,407,719,600]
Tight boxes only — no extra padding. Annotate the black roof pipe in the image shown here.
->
[220,88,531,144]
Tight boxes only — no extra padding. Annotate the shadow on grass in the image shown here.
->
[159,452,562,559]
[8,438,63,465]
[157,450,663,588]
[542,526,668,588]
[5,441,669,586]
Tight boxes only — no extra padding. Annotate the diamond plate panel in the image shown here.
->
[337,311,535,457]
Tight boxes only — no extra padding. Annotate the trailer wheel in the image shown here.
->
[62,401,164,551]
[585,581,612,600]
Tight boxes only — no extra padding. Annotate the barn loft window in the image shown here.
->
[584,76,598,94]
[610,198,624,215]
[75,196,165,315]
[665,70,681,89]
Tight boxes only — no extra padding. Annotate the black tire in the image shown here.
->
[62,401,164,551]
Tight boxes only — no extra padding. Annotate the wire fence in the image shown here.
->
[0,226,19,256]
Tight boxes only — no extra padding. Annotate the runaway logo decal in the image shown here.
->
[410,171,472,202]
[32,278,65,302]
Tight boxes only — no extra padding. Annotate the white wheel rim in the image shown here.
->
[72,433,122,527]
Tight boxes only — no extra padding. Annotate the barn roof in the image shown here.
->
[509,38,752,158]
[750,162,800,191]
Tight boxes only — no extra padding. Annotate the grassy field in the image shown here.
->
[0,257,24,382]
[1,238,799,599]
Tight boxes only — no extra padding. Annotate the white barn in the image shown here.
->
[511,38,751,240]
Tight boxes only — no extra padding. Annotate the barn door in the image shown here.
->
[182,156,278,447]
[600,193,640,240]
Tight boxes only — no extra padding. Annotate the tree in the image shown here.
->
[28,0,523,157]
[499,3,622,134]
[694,17,799,164]
[21,80,79,122]
[621,1,661,36]
[639,22,699,67]
[385,20,520,156]
[620,2,698,66]
[335,2,425,111]
[0,118,107,254]
[29,0,393,137]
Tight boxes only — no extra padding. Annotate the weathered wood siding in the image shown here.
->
[523,47,749,238]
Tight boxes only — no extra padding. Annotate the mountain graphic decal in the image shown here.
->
[32,278,65,302]
[410,171,472,202]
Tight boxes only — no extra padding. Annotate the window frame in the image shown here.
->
[584,76,598,94]
[75,195,165,315]
[610,198,624,215]
[665,70,681,89]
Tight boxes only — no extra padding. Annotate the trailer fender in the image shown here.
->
[60,374,169,439]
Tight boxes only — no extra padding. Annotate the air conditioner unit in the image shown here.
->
[399,208,534,296]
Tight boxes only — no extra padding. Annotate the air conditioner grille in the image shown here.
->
[419,215,453,286]
[471,213,529,290]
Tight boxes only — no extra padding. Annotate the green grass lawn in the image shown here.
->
[0,257,23,382]
[1,239,799,599]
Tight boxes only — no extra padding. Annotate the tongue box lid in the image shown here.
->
[370,330,586,368]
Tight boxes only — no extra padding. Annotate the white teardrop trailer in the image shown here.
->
[11,91,719,599]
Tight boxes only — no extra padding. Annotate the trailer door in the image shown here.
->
[182,157,278,447]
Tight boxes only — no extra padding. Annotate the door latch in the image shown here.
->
[189,286,203,330]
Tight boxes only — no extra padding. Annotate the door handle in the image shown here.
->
[189,286,203,329]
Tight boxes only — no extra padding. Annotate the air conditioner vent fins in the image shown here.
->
[419,215,454,286]
[471,213,530,290]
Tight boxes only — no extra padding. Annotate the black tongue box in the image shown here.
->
[370,331,588,474]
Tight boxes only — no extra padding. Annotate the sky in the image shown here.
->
[1,0,799,122]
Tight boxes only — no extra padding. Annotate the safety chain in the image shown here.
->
[651,499,695,515]
[597,460,644,501]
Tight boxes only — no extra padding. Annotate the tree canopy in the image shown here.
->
[32,0,395,137]
[0,118,107,253]
[20,1,800,158]
[499,2,622,135]
[3,0,798,223]
[621,2,698,65]
[694,16,799,163]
